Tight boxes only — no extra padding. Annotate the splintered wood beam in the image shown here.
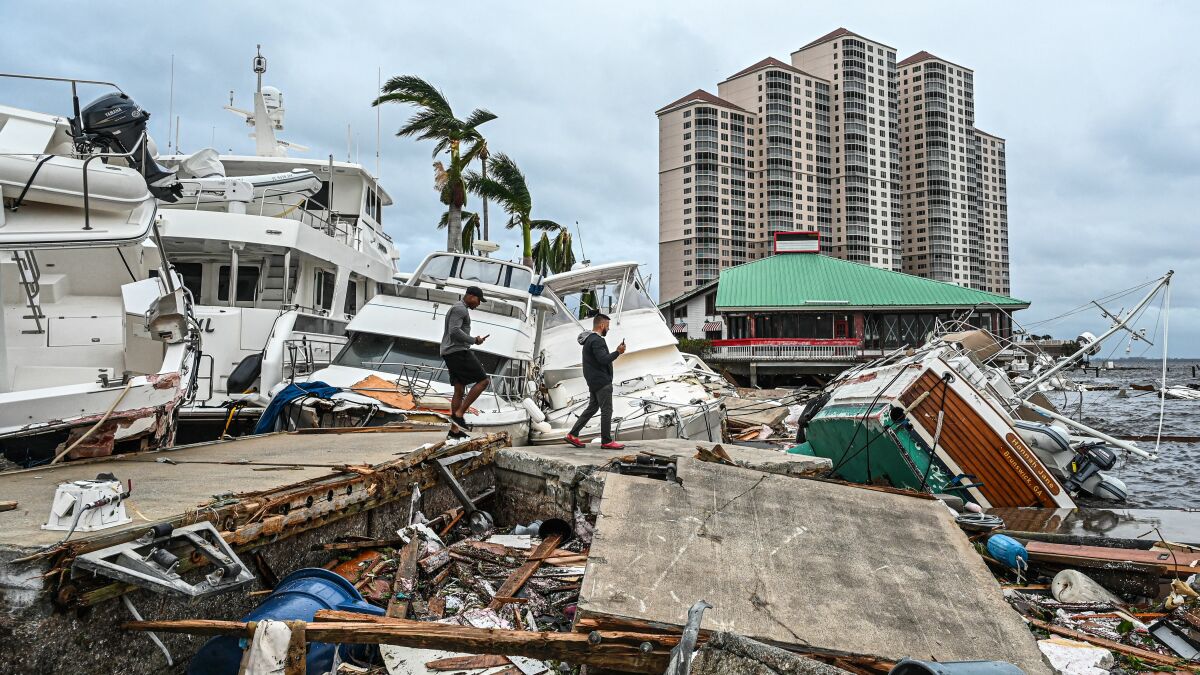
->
[488,534,563,611]
[1025,618,1200,671]
[426,654,512,670]
[387,537,421,619]
[122,617,675,673]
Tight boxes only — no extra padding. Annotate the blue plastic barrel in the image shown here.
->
[985,534,1028,571]
[891,657,1026,675]
[188,567,387,674]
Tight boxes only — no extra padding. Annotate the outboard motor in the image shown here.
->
[72,92,182,202]
[1065,442,1127,502]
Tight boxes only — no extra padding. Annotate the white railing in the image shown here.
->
[707,343,860,362]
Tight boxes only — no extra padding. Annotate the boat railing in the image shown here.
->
[356,362,527,413]
[282,336,345,382]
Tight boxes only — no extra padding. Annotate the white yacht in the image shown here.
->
[0,76,198,466]
[154,49,399,436]
[286,252,548,439]
[528,262,732,444]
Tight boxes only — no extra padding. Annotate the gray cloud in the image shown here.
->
[1,0,1195,355]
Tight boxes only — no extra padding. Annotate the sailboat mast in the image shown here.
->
[1014,271,1173,398]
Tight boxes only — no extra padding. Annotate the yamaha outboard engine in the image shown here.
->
[1065,442,1127,502]
[72,92,181,202]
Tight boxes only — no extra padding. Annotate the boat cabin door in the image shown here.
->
[834,318,849,339]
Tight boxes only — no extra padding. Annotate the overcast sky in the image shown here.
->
[3,1,1195,356]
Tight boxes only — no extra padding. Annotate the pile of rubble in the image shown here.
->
[971,529,1200,672]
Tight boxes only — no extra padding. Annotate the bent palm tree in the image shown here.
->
[439,210,481,252]
[374,75,495,252]
[466,153,559,267]
[531,227,576,275]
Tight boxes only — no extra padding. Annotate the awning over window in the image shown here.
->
[671,323,688,333]
[702,321,723,332]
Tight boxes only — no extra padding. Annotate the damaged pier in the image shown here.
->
[0,429,1066,674]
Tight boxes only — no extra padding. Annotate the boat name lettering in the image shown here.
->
[1005,432,1061,496]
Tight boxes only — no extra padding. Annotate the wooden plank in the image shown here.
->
[426,654,511,670]
[123,617,675,674]
[317,537,409,552]
[388,538,421,619]
[419,548,451,574]
[427,596,446,619]
[0,501,17,512]
[571,615,894,675]
[1025,618,1200,671]
[1025,541,1200,576]
[488,534,562,611]
[284,620,307,675]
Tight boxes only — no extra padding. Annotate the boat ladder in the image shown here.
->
[10,250,46,334]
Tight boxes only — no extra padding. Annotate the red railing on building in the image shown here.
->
[710,338,862,347]
[706,338,862,362]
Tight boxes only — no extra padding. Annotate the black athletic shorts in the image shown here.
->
[443,350,487,385]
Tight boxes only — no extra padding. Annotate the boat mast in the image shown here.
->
[1014,270,1173,399]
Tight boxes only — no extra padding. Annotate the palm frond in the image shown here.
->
[374,75,451,114]
[529,219,562,232]
[463,108,498,130]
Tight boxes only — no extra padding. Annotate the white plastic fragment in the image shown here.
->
[1037,637,1114,675]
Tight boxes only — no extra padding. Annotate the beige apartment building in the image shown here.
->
[657,27,1009,302]
[975,129,1010,294]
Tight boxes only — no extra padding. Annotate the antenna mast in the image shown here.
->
[167,54,175,152]
[375,67,382,180]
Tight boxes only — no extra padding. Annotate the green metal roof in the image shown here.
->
[715,254,1028,310]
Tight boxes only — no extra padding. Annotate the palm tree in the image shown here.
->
[466,153,559,267]
[373,75,495,252]
[438,210,480,252]
[531,227,576,275]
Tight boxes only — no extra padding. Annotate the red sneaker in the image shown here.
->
[564,434,586,448]
[601,441,626,450]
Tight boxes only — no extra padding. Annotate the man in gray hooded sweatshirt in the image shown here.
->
[565,312,626,449]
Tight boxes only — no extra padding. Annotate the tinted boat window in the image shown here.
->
[334,333,508,382]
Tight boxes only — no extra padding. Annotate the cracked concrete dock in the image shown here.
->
[575,457,1053,675]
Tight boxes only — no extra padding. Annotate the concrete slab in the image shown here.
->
[577,458,1052,675]
[491,439,831,526]
[0,429,447,549]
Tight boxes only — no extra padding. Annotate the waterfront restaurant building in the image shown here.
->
[662,233,1028,363]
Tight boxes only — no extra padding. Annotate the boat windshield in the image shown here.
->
[334,332,509,381]
[417,254,533,291]
[543,274,657,330]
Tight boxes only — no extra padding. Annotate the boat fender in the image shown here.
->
[227,353,264,395]
[532,421,553,434]
[521,397,546,423]
[1051,569,1122,605]
[986,534,1028,570]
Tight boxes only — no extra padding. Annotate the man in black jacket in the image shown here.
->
[565,313,627,449]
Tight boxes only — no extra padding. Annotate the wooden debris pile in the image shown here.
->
[973,530,1200,672]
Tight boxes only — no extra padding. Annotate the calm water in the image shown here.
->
[1056,359,1200,508]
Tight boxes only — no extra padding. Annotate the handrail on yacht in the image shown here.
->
[0,72,124,93]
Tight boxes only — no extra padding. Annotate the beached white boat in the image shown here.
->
[527,262,732,445]
[286,252,548,439]
[153,49,399,436]
[0,78,199,466]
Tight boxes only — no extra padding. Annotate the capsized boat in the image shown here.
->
[0,77,199,466]
[527,262,733,444]
[792,272,1173,507]
[795,336,1078,508]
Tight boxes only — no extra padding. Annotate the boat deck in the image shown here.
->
[0,429,448,549]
